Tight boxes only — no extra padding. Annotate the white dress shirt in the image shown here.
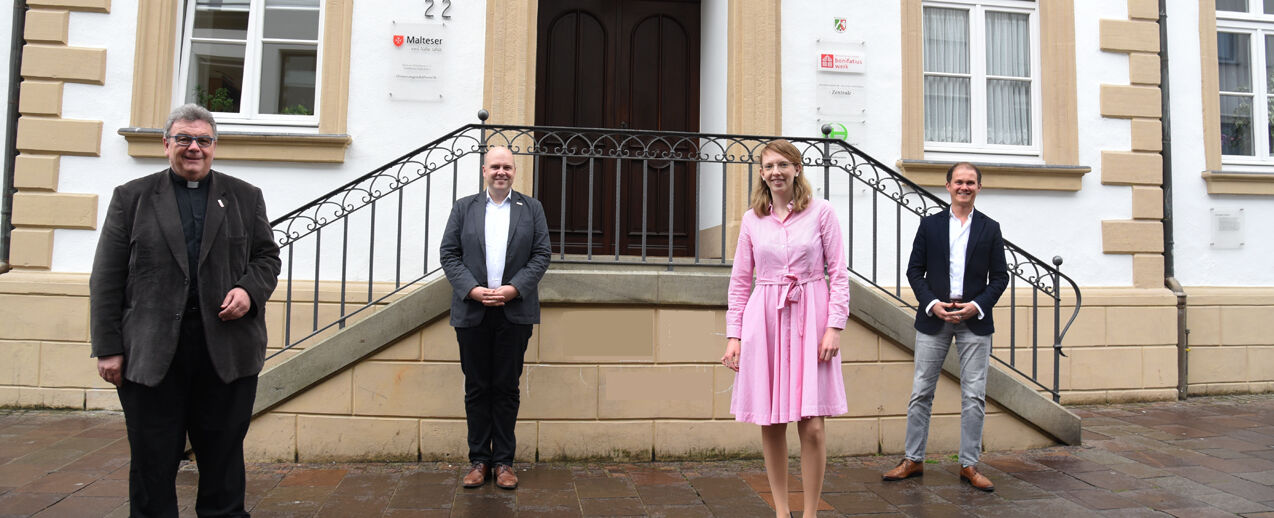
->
[948,210,972,300]
[484,192,512,289]
[925,209,985,319]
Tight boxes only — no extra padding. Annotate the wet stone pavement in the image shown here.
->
[1,395,1273,517]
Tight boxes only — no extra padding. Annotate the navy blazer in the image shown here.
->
[439,190,552,327]
[906,208,1009,336]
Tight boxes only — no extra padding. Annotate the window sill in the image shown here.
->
[118,127,351,163]
[896,159,1091,191]
[923,145,1044,159]
[1202,170,1274,195]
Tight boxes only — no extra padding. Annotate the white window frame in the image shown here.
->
[1216,5,1274,167]
[175,0,326,128]
[922,0,1041,158]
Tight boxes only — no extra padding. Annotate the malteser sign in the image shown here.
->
[396,35,444,46]
[390,22,446,101]
[817,52,865,74]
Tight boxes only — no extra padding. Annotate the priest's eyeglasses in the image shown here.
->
[169,134,217,148]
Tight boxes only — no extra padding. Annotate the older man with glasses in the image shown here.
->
[91,103,281,517]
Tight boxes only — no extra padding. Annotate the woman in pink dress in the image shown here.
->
[721,139,849,518]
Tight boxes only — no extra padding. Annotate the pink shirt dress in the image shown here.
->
[726,198,850,425]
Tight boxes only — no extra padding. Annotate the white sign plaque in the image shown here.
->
[390,22,446,101]
[1210,208,1244,249]
[817,51,865,74]
[816,82,866,118]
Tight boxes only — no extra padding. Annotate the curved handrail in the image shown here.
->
[271,124,488,241]
[266,120,1082,401]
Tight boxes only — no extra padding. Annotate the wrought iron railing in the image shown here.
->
[269,111,1080,402]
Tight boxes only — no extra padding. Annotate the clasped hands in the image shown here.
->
[933,301,977,324]
[469,285,518,306]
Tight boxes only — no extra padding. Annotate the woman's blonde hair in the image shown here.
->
[750,139,813,216]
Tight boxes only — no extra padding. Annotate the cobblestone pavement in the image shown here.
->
[1,394,1273,517]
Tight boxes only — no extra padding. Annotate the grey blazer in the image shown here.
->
[90,170,281,386]
[439,190,551,327]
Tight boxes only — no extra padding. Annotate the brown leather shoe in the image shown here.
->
[882,458,924,481]
[462,462,489,488]
[960,465,994,492]
[494,464,518,489]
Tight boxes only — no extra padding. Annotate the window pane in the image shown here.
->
[186,42,245,113]
[259,44,316,115]
[1217,0,1248,12]
[987,79,1030,145]
[986,11,1030,78]
[924,75,971,143]
[1218,32,1252,93]
[923,7,969,74]
[1267,0,1274,14]
[1267,35,1274,93]
[1269,96,1274,154]
[1220,94,1254,155]
[263,0,320,40]
[192,0,249,40]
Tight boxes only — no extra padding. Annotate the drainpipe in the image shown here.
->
[1167,278,1187,399]
[0,0,26,275]
[1159,0,1187,400]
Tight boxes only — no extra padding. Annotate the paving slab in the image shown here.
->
[634,484,700,506]
[1059,488,1142,510]
[2,394,1273,516]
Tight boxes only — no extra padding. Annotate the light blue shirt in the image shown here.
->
[484,192,512,289]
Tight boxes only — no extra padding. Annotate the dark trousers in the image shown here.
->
[117,310,258,518]
[456,307,532,466]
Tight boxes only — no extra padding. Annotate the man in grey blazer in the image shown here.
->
[440,146,551,490]
[91,104,280,517]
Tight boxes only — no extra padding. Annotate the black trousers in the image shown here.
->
[117,309,258,518]
[456,307,533,466]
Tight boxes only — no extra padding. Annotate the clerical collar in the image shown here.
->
[169,170,211,189]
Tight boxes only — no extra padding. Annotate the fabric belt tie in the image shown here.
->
[757,274,823,310]
[756,274,823,354]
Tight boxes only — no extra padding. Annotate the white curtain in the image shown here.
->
[985,11,1031,146]
[924,7,970,143]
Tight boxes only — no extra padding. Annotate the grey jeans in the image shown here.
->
[903,322,992,467]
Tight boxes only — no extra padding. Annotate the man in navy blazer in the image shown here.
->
[883,162,1008,491]
[439,146,551,490]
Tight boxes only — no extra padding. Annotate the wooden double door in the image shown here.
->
[534,0,700,257]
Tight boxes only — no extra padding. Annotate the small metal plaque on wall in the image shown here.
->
[1210,208,1244,249]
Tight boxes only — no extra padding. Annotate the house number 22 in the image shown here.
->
[425,0,452,19]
